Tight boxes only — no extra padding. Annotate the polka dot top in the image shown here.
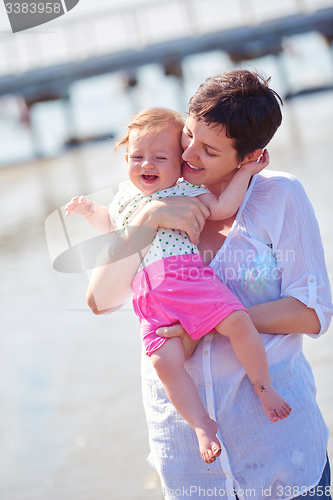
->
[109,180,210,272]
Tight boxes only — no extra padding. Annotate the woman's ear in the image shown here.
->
[243,149,263,164]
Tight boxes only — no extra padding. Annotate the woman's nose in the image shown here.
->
[182,142,195,162]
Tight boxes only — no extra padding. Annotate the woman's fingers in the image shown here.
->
[156,323,186,338]
[189,197,210,233]
[144,197,210,245]
[156,323,200,360]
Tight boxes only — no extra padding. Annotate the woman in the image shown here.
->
[87,70,333,500]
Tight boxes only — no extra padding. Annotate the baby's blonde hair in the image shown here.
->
[115,107,185,151]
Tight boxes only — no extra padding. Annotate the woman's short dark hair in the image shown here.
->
[188,69,283,161]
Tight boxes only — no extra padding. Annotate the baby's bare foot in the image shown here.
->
[253,381,292,422]
[195,417,221,464]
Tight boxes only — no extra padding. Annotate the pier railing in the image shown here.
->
[1,0,331,75]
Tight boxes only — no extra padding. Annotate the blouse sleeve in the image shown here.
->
[270,176,333,337]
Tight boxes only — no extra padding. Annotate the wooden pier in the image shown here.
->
[0,3,333,105]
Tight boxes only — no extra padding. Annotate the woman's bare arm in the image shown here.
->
[86,196,210,314]
[246,296,321,335]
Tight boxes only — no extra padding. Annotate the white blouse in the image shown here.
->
[141,170,333,500]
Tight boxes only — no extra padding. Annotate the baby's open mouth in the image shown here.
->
[142,174,158,181]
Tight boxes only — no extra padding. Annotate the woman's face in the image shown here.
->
[181,114,241,194]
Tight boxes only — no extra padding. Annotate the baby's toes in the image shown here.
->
[275,405,291,420]
[279,404,292,419]
[205,453,216,465]
[265,408,279,422]
[201,447,215,464]
[267,409,279,422]
[212,446,222,457]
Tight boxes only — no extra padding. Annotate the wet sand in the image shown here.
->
[0,91,333,499]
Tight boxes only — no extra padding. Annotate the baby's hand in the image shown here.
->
[241,149,269,175]
[65,196,95,217]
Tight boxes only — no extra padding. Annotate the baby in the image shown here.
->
[65,108,291,465]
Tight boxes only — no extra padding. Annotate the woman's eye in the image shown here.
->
[205,149,216,157]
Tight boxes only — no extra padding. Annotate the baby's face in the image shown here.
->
[126,128,183,195]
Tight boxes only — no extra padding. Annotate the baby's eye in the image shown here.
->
[156,156,167,160]
[132,155,143,159]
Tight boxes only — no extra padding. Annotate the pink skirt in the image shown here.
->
[132,254,247,356]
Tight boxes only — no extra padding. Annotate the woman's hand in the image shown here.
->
[134,196,210,245]
[156,323,200,360]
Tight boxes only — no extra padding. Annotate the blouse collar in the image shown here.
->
[210,173,258,268]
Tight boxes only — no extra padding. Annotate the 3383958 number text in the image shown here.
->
[5,3,62,14]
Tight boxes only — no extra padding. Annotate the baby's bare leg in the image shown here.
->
[216,311,291,422]
[150,337,221,464]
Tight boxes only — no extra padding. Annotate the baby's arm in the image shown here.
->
[65,196,113,233]
[198,149,269,220]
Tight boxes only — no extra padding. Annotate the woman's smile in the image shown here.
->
[184,162,203,172]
